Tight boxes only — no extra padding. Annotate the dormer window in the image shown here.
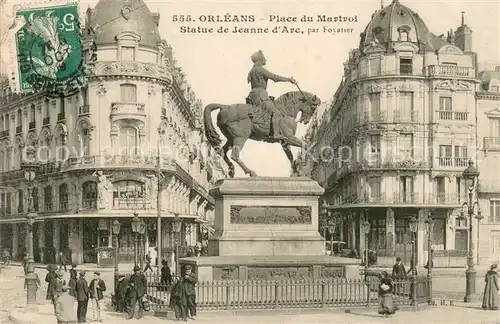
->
[400,31,408,42]
[115,32,140,61]
[492,85,499,93]
[397,25,412,42]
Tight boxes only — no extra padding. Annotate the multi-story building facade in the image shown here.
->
[0,0,226,265]
[477,67,500,265]
[305,0,481,267]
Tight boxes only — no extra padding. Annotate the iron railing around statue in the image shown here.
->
[116,272,431,312]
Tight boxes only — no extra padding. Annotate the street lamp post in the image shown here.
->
[139,219,146,269]
[21,159,40,306]
[425,213,434,304]
[461,160,483,303]
[328,221,336,256]
[408,216,419,305]
[112,220,121,293]
[131,213,142,267]
[320,201,329,255]
[361,219,371,273]
[171,213,183,275]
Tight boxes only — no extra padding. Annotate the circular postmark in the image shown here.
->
[16,4,85,93]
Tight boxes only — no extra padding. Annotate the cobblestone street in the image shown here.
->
[0,266,51,323]
[1,265,498,324]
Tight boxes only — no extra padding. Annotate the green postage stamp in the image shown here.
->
[15,3,84,93]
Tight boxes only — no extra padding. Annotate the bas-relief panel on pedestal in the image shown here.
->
[229,206,312,224]
[212,266,344,280]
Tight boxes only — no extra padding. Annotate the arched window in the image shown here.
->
[43,186,52,211]
[59,183,68,210]
[120,84,137,102]
[17,109,22,127]
[82,181,97,209]
[119,127,138,155]
[32,188,39,212]
[56,133,67,161]
[112,180,146,209]
[81,128,91,156]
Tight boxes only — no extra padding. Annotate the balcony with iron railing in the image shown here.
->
[435,157,469,168]
[484,137,500,151]
[331,192,461,208]
[428,65,475,78]
[394,110,419,123]
[79,105,90,116]
[43,117,50,126]
[110,102,146,116]
[29,121,36,130]
[436,110,468,121]
[15,125,22,134]
[57,113,65,122]
[64,154,177,172]
[112,197,151,210]
[0,130,9,138]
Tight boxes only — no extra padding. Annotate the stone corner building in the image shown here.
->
[305,0,500,267]
[0,0,227,265]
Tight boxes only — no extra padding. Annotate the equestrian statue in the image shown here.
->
[203,50,321,178]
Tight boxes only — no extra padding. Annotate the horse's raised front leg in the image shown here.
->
[222,142,235,178]
[230,137,257,177]
[281,143,299,176]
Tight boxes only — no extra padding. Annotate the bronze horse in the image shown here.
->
[203,90,321,177]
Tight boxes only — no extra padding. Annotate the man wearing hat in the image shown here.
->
[182,265,198,319]
[247,50,297,142]
[75,271,90,323]
[89,271,106,322]
[54,284,77,324]
[127,266,148,319]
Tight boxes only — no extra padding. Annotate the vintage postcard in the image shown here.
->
[0,0,499,323]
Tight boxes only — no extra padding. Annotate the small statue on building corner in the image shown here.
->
[145,174,158,208]
[93,171,111,209]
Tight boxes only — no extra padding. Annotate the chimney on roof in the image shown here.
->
[461,11,465,26]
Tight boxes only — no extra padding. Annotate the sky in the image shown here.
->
[1,0,499,177]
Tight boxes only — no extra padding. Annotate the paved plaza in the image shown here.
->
[2,265,498,324]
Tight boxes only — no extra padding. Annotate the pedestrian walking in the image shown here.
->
[169,275,187,321]
[391,257,406,296]
[75,271,90,323]
[22,253,28,275]
[143,252,153,272]
[182,265,197,319]
[89,271,106,322]
[160,260,172,291]
[69,265,78,297]
[45,265,59,309]
[378,271,398,318]
[115,275,129,312]
[54,284,77,324]
[482,264,499,310]
[126,266,147,319]
[59,252,68,272]
[2,249,10,267]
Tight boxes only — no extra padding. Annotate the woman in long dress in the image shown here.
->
[378,271,398,317]
[482,264,499,310]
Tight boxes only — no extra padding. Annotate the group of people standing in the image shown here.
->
[45,265,106,324]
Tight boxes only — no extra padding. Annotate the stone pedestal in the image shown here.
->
[208,177,325,256]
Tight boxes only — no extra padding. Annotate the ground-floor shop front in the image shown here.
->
[327,206,479,268]
[0,215,206,266]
